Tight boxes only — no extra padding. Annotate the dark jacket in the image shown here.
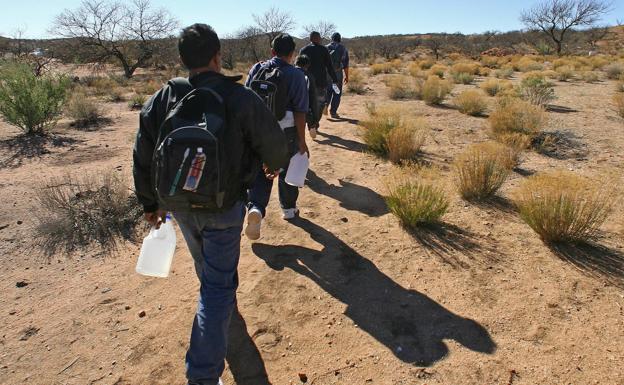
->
[299,43,339,89]
[298,68,320,127]
[133,71,288,213]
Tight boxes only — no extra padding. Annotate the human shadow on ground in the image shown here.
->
[0,134,81,169]
[326,116,360,125]
[549,241,624,288]
[407,222,500,269]
[315,131,366,153]
[252,218,496,366]
[306,170,389,217]
[227,308,271,385]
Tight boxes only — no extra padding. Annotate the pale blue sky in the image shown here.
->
[0,0,622,39]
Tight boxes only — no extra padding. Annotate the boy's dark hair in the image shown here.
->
[178,23,221,70]
[272,34,296,57]
[295,54,310,68]
[331,32,341,42]
[309,31,321,40]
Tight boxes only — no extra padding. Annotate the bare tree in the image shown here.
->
[52,0,178,78]
[10,27,28,57]
[252,7,296,46]
[520,0,613,55]
[302,20,337,42]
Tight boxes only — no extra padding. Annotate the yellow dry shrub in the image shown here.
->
[494,67,514,79]
[422,76,452,105]
[385,168,449,227]
[387,118,429,164]
[385,75,423,100]
[480,78,513,96]
[556,66,575,81]
[451,61,481,75]
[370,62,395,75]
[581,71,601,83]
[489,98,546,140]
[428,64,447,78]
[454,142,515,201]
[512,171,615,243]
[515,57,544,72]
[453,90,488,116]
[347,68,367,94]
[418,58,436,70]
[481,55,501,69]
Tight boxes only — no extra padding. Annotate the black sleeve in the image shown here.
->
[324,47,339,83]
[308,74,320,124]
[132,87,170,213]
[241,90,289,171]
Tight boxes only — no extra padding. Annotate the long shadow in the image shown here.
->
[549,241,624,288]
[227,308,271,385]
[315,131,366,153]
[0,134,81,169]
[546,104,578,114]
[306,170,389,217]
[252,218,496,366]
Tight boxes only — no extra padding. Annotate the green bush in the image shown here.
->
[385,177,449,227]
[518,77,555,107]
[0,62,70,135]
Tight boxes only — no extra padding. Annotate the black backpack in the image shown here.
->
[152,77,232,212]
[248,62,289,120]
[329,46,343,72]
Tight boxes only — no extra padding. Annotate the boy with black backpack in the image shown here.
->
[244,34,309,240]
[326,32,350,119]
[133,23,287,385]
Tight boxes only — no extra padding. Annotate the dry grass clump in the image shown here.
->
[35,171,143,256]
[453,90,488,116]
[133,79,162,96]
[385,169,449,227]
[614,94,624,118]
[514,57,544,72]
[512,171,615,243]
[387,119,428,164]
[360,104,428,161]
[451,62,480,75]
[494,67,514,79]
[481,56,502,69]
[480,78,512,96]
[489,98,546,141]
[107,87,125,102]
[519,76,556,107]
[454,142,515,201]
[452,72,475,84]
[385,75,423,100]
[66,91,104,128]
[370,61,400,75]
[418,58,435,69]
[555,66,575,82]
[580,71,601,83]
[128,94,147,110]
[422,76,452,105]
[428,64,447,78]
[347,68,367,94]
[604,62,624,80]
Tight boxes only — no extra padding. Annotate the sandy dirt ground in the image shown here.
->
[1,67,623,385]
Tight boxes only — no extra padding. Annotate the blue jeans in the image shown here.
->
[173,202,246,385]
[247,127,300,217]
[326,71,343,114]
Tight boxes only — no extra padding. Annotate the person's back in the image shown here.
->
[325,32,350,118]
[133,23,287,385]
[299,32,338,91]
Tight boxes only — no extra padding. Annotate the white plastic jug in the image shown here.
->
[285,152,309,187]
[332,83,341,95]
[135,215,176,278]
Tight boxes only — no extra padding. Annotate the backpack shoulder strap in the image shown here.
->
[167,77,193,103]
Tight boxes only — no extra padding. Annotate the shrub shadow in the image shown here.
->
[549,241,624,288]
[473,196,517,215]
[0,134,81,169]
[307,170,389,217]
[532,131,588,160]
[407,222,499,269]
[252,217,496,366]
[69,117,114,131]
[226,308,271,385]
[546,104,579,114]
[315,131,366,153]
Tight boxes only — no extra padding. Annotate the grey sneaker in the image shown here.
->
[282,208,300,220]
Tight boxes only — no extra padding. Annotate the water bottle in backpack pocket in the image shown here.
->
[153,82,229,212]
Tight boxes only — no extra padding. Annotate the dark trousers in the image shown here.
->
[326,71,343,114]
[247,127,300,216]
[173,202,246,385]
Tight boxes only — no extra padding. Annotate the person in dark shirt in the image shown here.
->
[295,54,320,139]
[326,32,350,118]
[245,34,310,241]
[299,31,338,129]
[133,24,287,385]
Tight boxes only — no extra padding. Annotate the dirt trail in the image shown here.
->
[1,74,623,385]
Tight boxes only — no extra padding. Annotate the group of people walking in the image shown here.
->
[132,23,349,385]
